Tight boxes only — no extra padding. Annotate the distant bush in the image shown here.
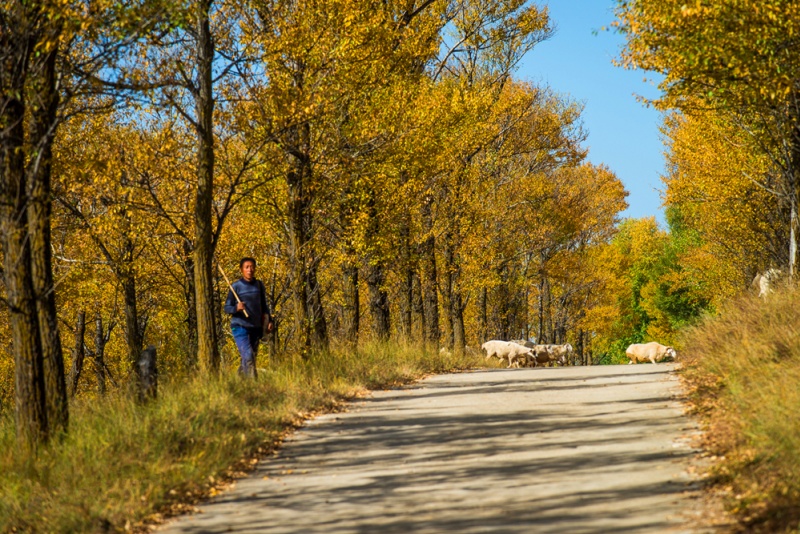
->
[680,287,800,532]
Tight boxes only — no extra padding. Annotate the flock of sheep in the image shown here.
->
[481,339,677,368]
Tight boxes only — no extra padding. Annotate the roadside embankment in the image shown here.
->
[679,288,800,532]
[0,343,482,533]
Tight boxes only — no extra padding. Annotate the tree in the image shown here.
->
[615,0,800,276]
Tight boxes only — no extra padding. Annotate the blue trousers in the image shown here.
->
[231,326,262,377]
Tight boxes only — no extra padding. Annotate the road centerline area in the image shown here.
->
[161,364,709,533]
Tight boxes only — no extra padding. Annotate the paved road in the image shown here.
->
[161,364,714,533]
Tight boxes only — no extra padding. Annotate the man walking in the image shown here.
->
[224,257,273,377]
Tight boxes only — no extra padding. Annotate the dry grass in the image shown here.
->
[0,341,482,533]
[679,287,800,532]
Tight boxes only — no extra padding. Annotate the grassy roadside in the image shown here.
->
[678,288,800,533]
[0,342,485,533]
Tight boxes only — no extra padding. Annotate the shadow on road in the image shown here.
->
[164,365,707,534]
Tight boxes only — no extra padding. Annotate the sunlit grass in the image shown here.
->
[679,287,800,532]
[0,341,482,533]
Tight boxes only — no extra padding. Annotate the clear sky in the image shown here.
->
[517,1,666,225]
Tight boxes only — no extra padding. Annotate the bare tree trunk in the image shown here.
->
[420,196,439,348]
[68,312,86,398]
[398,217,413,340]
[441,233,454,350]
[1,30,49,446]
[452,289,465,356]
[28,42,67,435]
[182,239,198,368]
[94,314,107,395]
[477,286,488,344]
[496,265,510,340]
[537,274,546,344]
[412,270,424,342]
[341,261,359,344]
[366,263,390,340]
[306,258,328,347]
[194,0,220,372]
[1,145,48,445]
[287,164,310,350]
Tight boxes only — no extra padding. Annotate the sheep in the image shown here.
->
[625,342,677,364]
[542,343,573,366]
[751,268,782,299]
[481,340,534,368]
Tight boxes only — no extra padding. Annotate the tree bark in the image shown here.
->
[194,0,220,372]
[94,314,107,395]
[420,195,439,348]
[122,268,142,380]
[306,258,328,347]
[1,108,49,445]
[366,262,390,340]
[477,286,488,344]
[28,37,67,435]
[287,164,311,350]
[398,216,413,340]
[341,260,359,344]
[1,15,49,447]
[182,239,198,368]
[411,270,424,342]
[68,312,86,398]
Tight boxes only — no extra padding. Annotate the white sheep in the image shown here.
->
[626,342,677,364]
[481,340,534,368]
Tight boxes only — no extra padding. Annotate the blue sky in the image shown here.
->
[517,1,666,225]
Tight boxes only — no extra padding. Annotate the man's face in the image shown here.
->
[241,261,256,281]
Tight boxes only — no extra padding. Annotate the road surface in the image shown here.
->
[161,364,720,533]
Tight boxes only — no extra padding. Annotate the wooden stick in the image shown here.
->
[217,263,249,318]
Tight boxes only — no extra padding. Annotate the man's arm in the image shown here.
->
[223,286,238,315]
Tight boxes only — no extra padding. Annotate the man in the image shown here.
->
[224,257,273,377]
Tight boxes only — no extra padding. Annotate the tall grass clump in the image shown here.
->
[0,342,482,533]
[679,287,800,532]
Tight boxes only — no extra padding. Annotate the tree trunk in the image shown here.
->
[94,314,107,395]
[398,217,413,340]
[411,270,424,342]
[441,234,454,350]
[1,41,49,446]
[496,265,510,340]
[537,274,546,344]
[68,312,87,398]
[194,0,220,372]
[306,258,328,347]
[1,144,49,446]
[137,346,158,400]
[287,164,311,351]
[366,263,390,340]
[477,286,488,344]
[341,260,359,344]
[452,288,465,356]
[28,42,67,435]
[420,196,439,348]
[122,270,142,380]
[182,239,198,369]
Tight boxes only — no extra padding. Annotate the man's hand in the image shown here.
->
[266,320,275,333]
[236,302,247,312]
